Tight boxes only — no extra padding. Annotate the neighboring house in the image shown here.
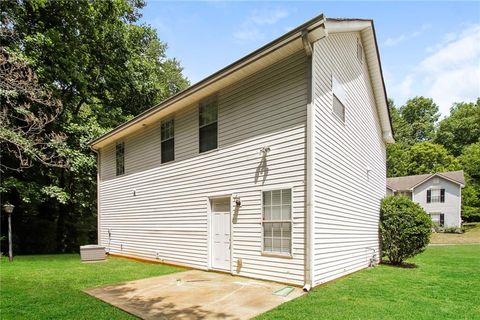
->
[387,171,465,228]
[89,14,394,289]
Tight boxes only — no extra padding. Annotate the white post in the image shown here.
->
[8,213,12,262]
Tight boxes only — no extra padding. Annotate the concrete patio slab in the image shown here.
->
[85,270,304,320]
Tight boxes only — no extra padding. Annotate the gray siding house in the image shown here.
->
[90,14,394,289]
[387,171,465,228]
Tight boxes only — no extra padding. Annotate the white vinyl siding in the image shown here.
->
[98,50,308,285]
[311,32,386,285]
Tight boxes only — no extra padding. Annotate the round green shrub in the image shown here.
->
[380,196,432,265]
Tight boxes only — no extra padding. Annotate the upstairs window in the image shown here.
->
[262,189,292,255]
[116,142,125,176]
[357,38,363,63]
[199,97,218,153]
[332,76,346,122]
[427,188,445,203]
[161,118,175,163]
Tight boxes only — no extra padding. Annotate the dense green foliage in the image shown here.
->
[0,255,182,319]
[458,143,480,221]
[0,0,188,254]
[379,196,432,264]
[435,101,480,156]
[388,97,480,222]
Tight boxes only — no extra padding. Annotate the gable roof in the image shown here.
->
[386,170,465,191]
[89,14,394,150]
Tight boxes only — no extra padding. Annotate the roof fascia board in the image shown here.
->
[90,14,326,150]
[410,173,464,190]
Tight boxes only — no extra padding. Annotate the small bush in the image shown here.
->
[380,196,432,265]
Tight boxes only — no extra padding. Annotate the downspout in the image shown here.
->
[302,26,327,292]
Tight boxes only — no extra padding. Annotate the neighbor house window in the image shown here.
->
[427,188,445,203]
[116,141,125,176]
[262,189,292,255]
[199,97,218,153]
[332,76,346,122]
[430,213,445,227]
[161,118,174,163]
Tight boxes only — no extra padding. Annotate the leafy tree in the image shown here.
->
[386,143,409,177]
[398,97,440,144]
[458,143,480,222]
[380,196,432,265]
[1,0,189,253]
[388,99,411,144]
[0,49,65,171]
[387,142,460,177]
[404,142,461,176]
[435,99,480,156]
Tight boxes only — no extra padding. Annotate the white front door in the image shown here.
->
[211,197,231,271]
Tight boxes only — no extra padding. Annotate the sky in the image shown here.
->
[141,1,480,116]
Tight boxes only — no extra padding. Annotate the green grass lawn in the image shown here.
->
[258,245,480,320]
[1,246,479,319]
[0,255,182,319]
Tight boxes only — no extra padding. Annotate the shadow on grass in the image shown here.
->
[84,281,235,320]
[381,260,418,269]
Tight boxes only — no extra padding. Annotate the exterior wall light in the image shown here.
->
[233,194,241,207]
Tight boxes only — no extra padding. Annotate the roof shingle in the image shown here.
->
[386,170,465,191]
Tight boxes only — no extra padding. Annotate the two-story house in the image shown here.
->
[89,14,394,290]
[387,171,465,228]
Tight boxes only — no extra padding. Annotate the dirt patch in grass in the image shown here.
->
[431,222,480,244]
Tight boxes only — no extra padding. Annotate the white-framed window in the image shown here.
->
[430,213,445,227]
[161,118,174,163]
[199,96,218,153]
[332,76,346,122]
[357,38,363,63]
[262,189,292,255]
[115,141,125,176]
[427,188,445,203]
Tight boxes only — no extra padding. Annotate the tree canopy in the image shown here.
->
[435,99,480,156]
[388,96,480,222]
[1,0,189,253]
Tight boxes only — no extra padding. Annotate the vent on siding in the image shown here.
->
[357,38,363,63]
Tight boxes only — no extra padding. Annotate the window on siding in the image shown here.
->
[427,188,445,203]
[357,38,363,63]
[332,76,346,122]
[161,118,174,163]
[199,97,218,153]
[262,189,292,255]
[116,142,125,176]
